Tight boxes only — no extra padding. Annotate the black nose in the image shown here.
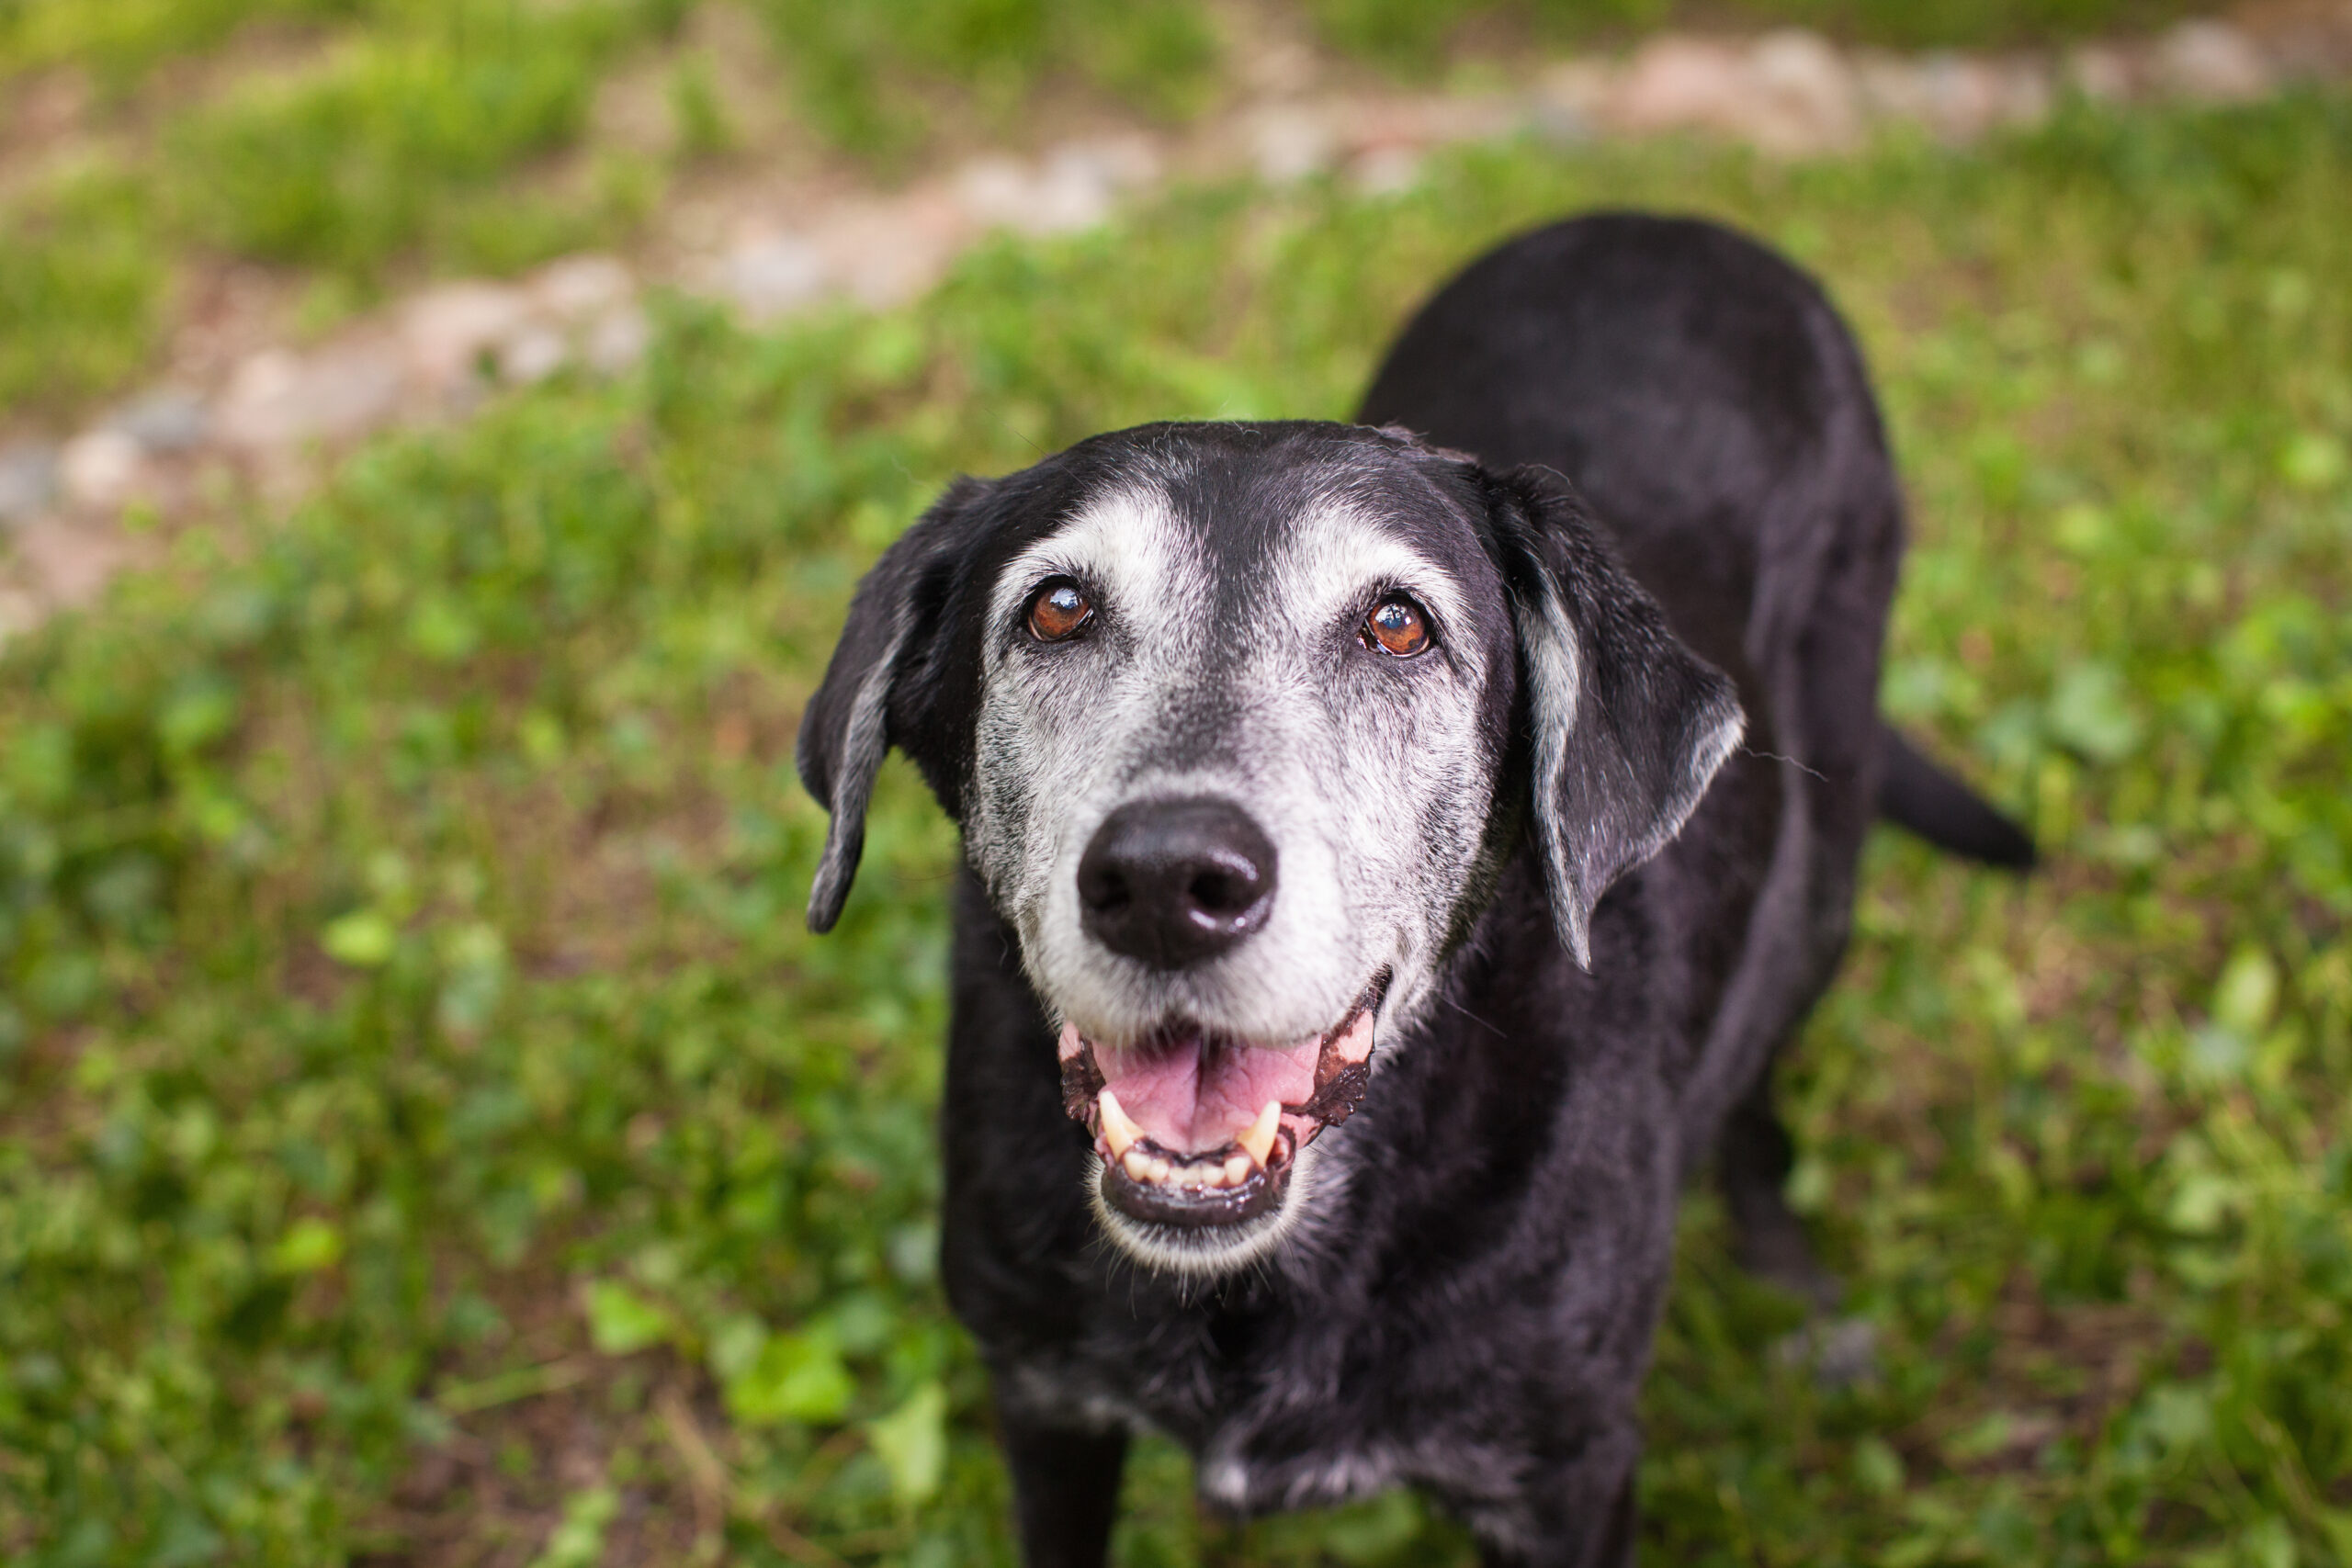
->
[1077,797,1279,969]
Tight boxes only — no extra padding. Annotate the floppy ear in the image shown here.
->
[1484,465,1746,968]
[797,476,995,933]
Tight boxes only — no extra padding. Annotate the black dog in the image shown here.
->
[799,213,2030,1565]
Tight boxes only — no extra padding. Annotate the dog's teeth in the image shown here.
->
[1223,1153,1251,1186]
[1097,1089,1141,1158]
[1122,1147,1151,1181]
[1147,1155,1170,1183]
[1239,1100,1280,1168]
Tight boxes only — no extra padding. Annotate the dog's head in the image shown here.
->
[800,423,1741,1274]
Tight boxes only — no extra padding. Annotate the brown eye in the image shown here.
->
[1028,580,1092,642]
[1363,595,1430,658]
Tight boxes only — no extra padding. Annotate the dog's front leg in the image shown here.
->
[997,1407,1128,1567]
[1468,1440,1639,1568]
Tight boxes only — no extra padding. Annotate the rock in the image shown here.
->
[1532,60,1610,143]
[402,282,532,396]
[0,585,41,641]
[499,326,568,386]
[955,147,1138,236]
[1609,36,1748,134]
[2065,43,2138,103]
[1021,137,1159,233]
[1747,29,1863,152]
[814,193,970,310]
[0,443,59,527]
[107,388,210,454]
[7,516,137,611]
[1911,51,2010,141]
[1852,49,1935,122]
[719,233,829,321]
[60,430,145,513]
[1984,56,2056,130]
[585,305,650,376]
[1349,145,1422,196]
[1247,105,1337,183]
[529,254,634,322]
[2158,20,2271,103]
[217,345,403,451]
[1605,31,1862,152]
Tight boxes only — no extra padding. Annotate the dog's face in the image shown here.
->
[800,423,1740,1274]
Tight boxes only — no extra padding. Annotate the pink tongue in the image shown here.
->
[1095,1033,1319,1155]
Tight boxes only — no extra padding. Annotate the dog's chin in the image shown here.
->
[1087,1140,1325,1276]
[1056,973,1387,1275]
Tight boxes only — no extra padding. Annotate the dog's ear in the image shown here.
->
[797,476,996,933]
[1484,465,1745,968]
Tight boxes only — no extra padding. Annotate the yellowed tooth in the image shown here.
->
[1223,1153,1251,1187]
[1239,1100,1281,1168]
[1147,1156,1170,1184]
[1097,1088,1142,1159]
[1122,1147,1151,1181]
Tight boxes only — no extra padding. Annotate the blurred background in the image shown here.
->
[1,2,2348,1565]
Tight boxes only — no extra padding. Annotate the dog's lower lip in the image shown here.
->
[1059,972,1389,1228]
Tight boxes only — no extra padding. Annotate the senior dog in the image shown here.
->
[798,213,2031,1566]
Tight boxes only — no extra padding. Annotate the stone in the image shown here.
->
[529,254,633,322]
[1350,145,1422,196]
[954,140,1158,236]
[814,193,971,310]
[585,305,650,376]
[0,443,59,527]
[60,430,145,513]
[402,282,532,395]
[107,388,210,454]
[1747,28,1863,152]
[955,152,1113,235]
[720,233,829,321]
[1608,36,1748,135]
[1852,49,1937,122]
[2158,20,2271,103]
[217,345,403,450]
[1247,105,1336,183]
[7,516,137,611]
[2065,43,2138,103]
[499,326,569,386]
[0,585,41,642]
[1532,60,1610,143]
[1912,51,2009,141]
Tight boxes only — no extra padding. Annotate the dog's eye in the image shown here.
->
[1362,595,1431,658]
[1027,580,1093,642]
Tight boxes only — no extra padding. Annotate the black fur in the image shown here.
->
[799,212,2032,1563]
[1876,725,2038,868]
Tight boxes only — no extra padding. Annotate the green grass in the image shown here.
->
[0,0,2233,422]
[0,164,166,411]
[4,88,2351,1567]
[1308,0,2199,68]
[0,0,684,421]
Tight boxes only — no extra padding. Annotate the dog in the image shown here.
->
[797,212,2032,1566]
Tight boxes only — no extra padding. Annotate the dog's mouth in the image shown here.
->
[1057,973,1390,1229]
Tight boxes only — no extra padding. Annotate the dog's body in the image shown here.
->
[801,214,2030,1565]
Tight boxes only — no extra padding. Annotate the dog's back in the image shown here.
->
[1362,212,1901,1198]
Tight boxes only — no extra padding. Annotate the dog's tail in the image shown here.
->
[1876,724,2037,870]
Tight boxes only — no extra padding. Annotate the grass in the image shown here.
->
[1307,0,2199,68]
[3,83,2351,1567]
[0,0,2233,425]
